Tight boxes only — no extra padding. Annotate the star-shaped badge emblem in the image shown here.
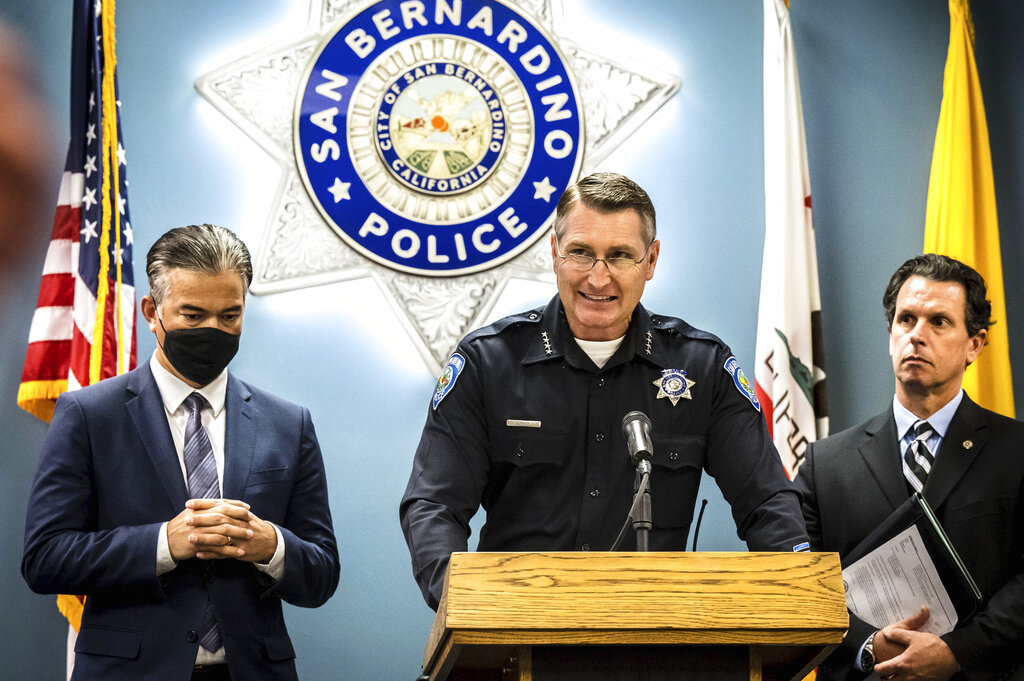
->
[195,0,678,375]
[653,369,695,407]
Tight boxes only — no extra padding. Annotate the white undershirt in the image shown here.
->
[574,335,626,368]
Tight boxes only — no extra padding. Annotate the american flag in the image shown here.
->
[18,0,136,428]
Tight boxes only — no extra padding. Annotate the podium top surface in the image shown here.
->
[424,551,848,671]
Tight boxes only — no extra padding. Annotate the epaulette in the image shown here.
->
[648,313,727,348]
[462,305,545,344]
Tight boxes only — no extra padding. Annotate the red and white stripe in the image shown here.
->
[755,0,828,478]
[20,169,135,403]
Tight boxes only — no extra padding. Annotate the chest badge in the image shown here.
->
[653,369,695,406]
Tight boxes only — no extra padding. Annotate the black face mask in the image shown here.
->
[159,318,240,386]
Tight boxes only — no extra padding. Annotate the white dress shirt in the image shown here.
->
[149,355,284,665]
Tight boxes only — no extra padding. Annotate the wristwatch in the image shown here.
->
[859,631,877,672]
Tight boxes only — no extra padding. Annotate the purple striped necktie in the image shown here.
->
[183,392,222,653]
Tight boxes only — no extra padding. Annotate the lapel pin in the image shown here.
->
[962,440,973,450]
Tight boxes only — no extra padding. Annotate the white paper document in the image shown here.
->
[842,524,958,636]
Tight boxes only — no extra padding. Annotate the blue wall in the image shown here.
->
[2,1,1022,680]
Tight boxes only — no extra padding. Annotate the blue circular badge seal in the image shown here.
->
[294,0,584,277]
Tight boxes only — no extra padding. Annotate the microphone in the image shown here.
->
[621,411,654,464]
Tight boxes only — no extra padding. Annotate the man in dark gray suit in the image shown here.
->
[796,254,1024,681]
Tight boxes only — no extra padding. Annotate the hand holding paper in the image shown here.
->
[873,606,929,663]
[873,615,960,681]
[843,526,959,635]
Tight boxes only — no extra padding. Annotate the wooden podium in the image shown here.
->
[421,552,847,681]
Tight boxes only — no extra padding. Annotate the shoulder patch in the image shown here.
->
[724,356,760,411]
[432,353,465,410]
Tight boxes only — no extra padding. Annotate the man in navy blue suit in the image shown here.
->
[23,224,339,681]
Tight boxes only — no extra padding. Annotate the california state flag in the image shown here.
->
[756,0,828,478]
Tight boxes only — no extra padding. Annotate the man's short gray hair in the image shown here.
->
[552,172,657,246]
[146,224,253,306]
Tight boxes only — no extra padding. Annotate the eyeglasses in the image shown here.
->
[555,241,652,272]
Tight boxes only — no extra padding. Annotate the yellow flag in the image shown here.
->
[924,0,1014,417]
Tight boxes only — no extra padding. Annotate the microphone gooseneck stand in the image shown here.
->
[609,457,653,552]
[612,410,656,552]
[631,459,652,551]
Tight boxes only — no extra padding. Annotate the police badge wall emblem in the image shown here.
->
[295,0,583,276]
[196,0,679,374]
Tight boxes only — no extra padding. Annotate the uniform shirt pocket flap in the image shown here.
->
[651,435,706,470]
[491,425,568,466]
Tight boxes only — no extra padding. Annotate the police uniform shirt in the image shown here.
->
[400,295,808,610]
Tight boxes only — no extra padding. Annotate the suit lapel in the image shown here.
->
[858,411,908,511]
[222,374,256,499]
[923,395,985,511]
[125,364,189,508]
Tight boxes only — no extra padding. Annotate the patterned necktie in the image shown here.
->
[183,392,222,653]
[903,420,935,494]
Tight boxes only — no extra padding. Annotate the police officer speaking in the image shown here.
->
[399,172,809,610]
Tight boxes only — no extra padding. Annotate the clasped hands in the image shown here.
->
[167,498,277,563]
[872,606,960,681]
